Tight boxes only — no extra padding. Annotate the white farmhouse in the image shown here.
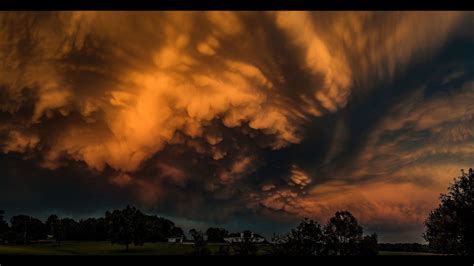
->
[167,236,184,243]
[224,232,266,243]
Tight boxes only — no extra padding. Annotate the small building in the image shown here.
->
[167,236,184,243]
[224,233,242,243]
[224,232,266,243]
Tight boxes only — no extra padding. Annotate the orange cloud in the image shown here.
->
[256,80,474,225]
[157,163,188,185]
[259,167,459,225]
[109,173,133,187]
[0,11,470,215]
[289,165,311,188]
[1,130,39,153]
[219,156,254,184]
[272,11,464,114]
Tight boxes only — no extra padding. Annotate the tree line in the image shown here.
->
[271,211,377,256]
[0,206,185,250]
[0,207,377,255]
[0,168,472,255]
[186,211,379,256]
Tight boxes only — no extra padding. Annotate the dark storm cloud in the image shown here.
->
[1,11,473,242]
[0,153,132,217]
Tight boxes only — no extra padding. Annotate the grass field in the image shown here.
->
[0,241,271,255]
[0,241,438,255]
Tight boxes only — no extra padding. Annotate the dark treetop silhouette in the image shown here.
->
[271,211,378,256]
[424,168,474,255]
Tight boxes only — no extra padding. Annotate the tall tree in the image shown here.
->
[144,215,175,242]
[171,227,185,239]
[324,211,363,244]
[105,206,146,252]
[424,168,474,255]
[61,218,79,240]
[323,211,374,255]
[46,215,64,245]
[271,218,324,255]
[205,227,229,243]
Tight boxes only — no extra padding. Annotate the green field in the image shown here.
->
[0,241,271,255]
[0,242,438,255]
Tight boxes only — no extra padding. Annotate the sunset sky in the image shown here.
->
[1,11,473,243]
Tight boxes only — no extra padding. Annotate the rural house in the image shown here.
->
[167,236,184,243]
[224,232,266,243]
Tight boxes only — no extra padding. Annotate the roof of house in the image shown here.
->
[224,232,265,239]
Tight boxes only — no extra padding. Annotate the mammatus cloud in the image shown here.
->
[256,80,474,226]
[0,11,473,240]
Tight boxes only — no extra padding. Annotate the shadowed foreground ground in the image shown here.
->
[0,241,267,255]
[0,241,439,255]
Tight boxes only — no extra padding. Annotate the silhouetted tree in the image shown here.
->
[0,210,9,243]
[232,230,257,256]
[46,215,64,245]
[272,212,377,256]
[171,226,185,239]
[206,227,229,243]
[60,218,79,240]
[144,215,175,242]
[424,168,474,255]
[324,211,363,255]
[189,228,210,255]
[9,215,46,244]
[105,206,146,252]
[271,218,324,255]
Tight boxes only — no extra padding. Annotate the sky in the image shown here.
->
[1,11,473,243]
